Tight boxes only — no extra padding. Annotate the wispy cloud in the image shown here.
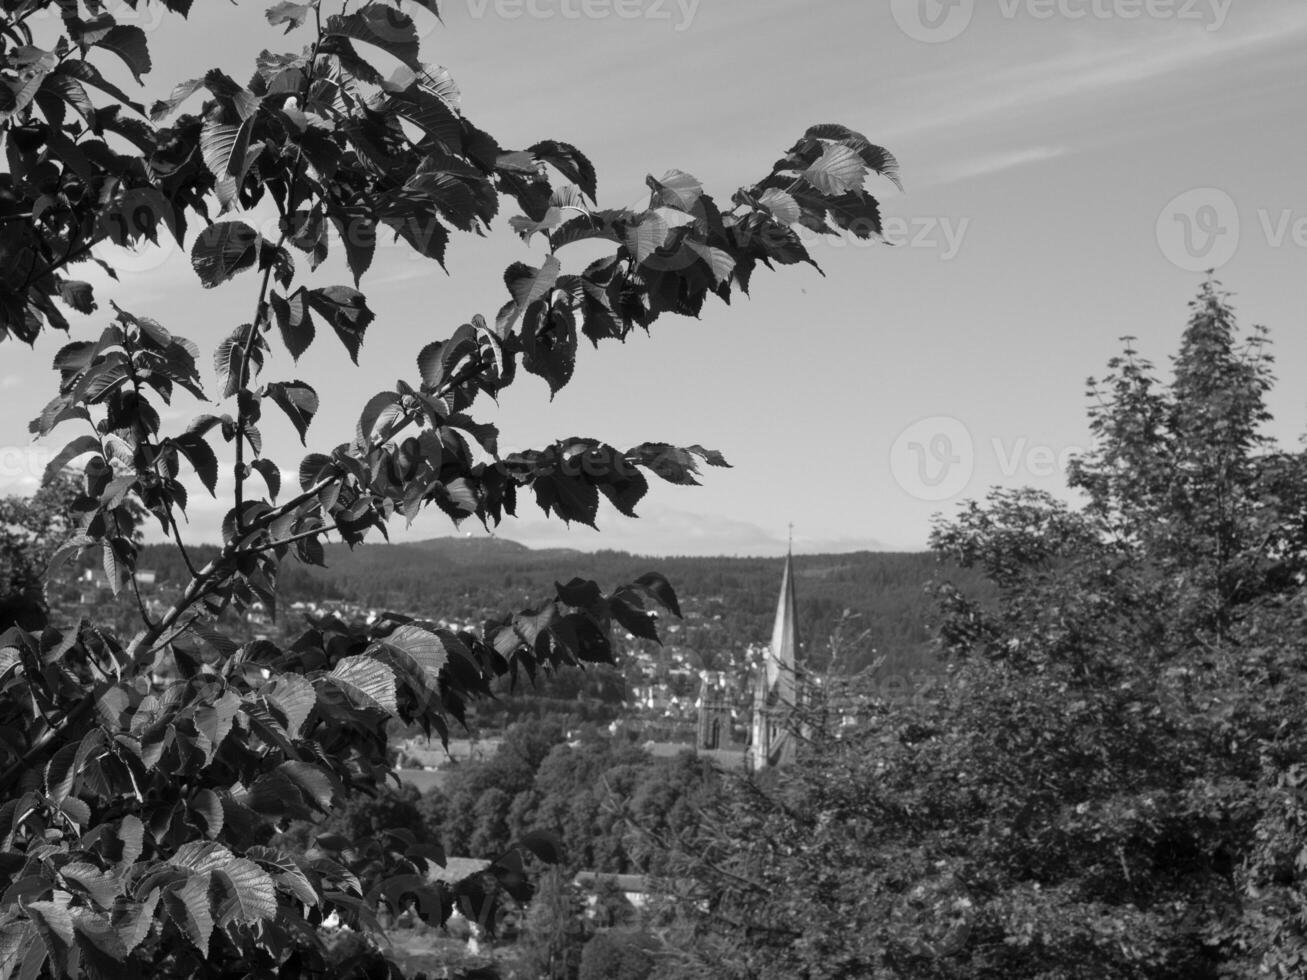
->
[927,144,1069,186]
[878,5,1307,151]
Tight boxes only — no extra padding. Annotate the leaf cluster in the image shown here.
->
[0,1,895,976]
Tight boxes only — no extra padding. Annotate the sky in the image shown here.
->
[3,0,1306,556]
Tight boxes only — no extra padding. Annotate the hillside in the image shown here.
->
[134,536,989,676]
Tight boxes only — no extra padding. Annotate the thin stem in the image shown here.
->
[166,507,200,580]
[233,259,279,531]
[234,7,327,529]
[268,522,339,551]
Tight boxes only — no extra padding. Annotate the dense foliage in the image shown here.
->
[657,283,1307,980]
[0,0,896,975]
[422,719,719,876]
[577,927,656,980]
[0,476,84,630]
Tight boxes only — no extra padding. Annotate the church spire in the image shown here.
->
[766,551,799,704]
[751,547,802,768]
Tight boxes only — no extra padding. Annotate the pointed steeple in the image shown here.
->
[751,547,802,769]
[766,551,799,705]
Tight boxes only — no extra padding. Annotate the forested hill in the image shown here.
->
[136,538,989,675]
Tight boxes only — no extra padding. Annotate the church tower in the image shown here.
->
[749,550,801,769]
[696,670,731,751]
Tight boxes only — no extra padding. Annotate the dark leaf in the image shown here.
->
[192,222,262,289]
[265,381,319,444]
[305,287,375,364]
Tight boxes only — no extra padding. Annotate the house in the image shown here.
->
[572,872,656,911]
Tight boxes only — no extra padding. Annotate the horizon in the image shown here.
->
[130,531,931,561]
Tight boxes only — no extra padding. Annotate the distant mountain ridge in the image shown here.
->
[135,536,983,676]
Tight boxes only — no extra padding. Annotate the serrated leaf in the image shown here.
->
[40,72,95,127]
[329,655,399,715]
[245,847,318,907]
[243,762,337,818]
[56,280,96,315]
[71,908,127,970]
[530,140,597,201]
[164,874,213,955]
[685,240,735,286]
[801,123,902,189]
[758,187,801,224]
[0,48,57,126]
[298,452,333,490]
[413,63,459,112]
[265,381,318,444]
[263,674,316,738]
[305,287,374,364]
[42,435,100,486]
[326,202,375,285]
[266,1,314,31]
[803,142,868,197]
[270,290,315,361]
[532,472,599,527]
[624,212,671,265]
[326,9,421,69]
[150,76,204,121]
[118,816,144,868]
[521,303,576,397]
[45,737,82,803]
[191,789,224,839]
[192,222,262,289]
[647,169,701,211]
[171,841,235,875]
[200,115,261,211]
[387,86,461,149]
[23,899,73,976]
[60,864,119,910]
[211,860,277,926]
[611,593,658,642]
[94,25,151,84]
[634,571,682,618]
[111,889,158,956]
[58,797,91,829]
[355,390,402,446]
[251,459,281,500]
[508,257,562,313]
[501,256,561,333]
[0,922,36,980]
[193,691,241,756]
[371,625,447,707]
[174,433,218,495]
[56,59,143,114]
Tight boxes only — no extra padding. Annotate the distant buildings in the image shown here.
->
[679,550,807,770]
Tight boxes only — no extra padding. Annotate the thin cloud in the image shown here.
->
[927,144,1069,186]
[877,6,1307,149]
